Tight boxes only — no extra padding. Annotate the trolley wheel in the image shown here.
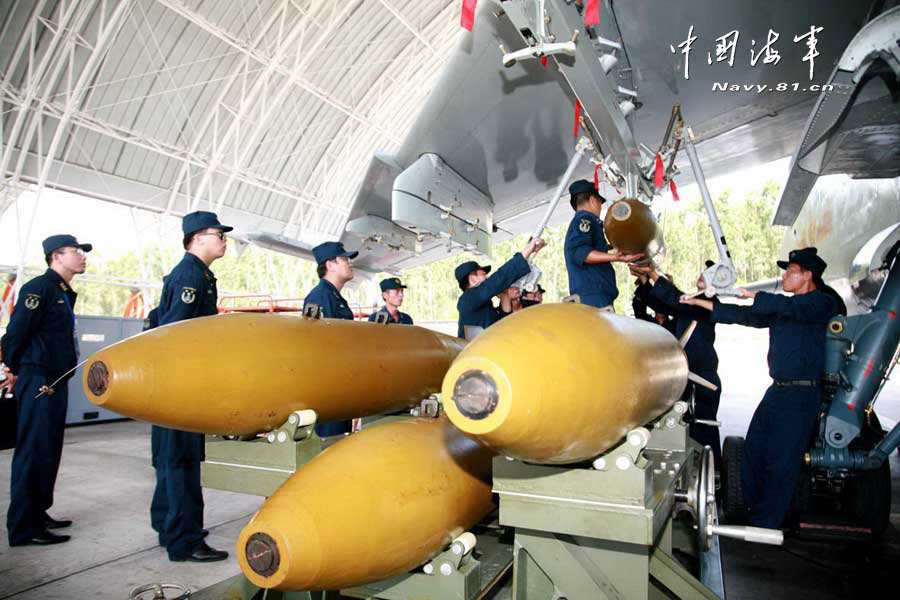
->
[130,583,191,600]
[846,459,892,536]
[721,435,746,522]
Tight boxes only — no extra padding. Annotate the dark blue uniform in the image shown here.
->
[151,253,218,560]
[632,281,676,334]
[649,277,722,466]
[564,210,618,308]
[712,290,837,527]
[144,308,160,472]
[304,279,354,436]
[367,307,413,324]
[456,253,529,339]
[2,269,78,545]
[304,279,354,321]
[632,281,657,322]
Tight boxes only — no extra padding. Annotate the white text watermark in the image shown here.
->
[671,26,824,80]
[711,82,835,93]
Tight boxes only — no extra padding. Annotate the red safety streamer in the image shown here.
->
[669,179,680,201]
[574,99,582,138]
[654,153,664,187]
[0,277,15,317]
[540,55,548,66]
[584,0,600,27]
[594,164,601,189]
[461,0,477,31]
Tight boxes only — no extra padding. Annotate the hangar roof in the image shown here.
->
[0,0,460,246]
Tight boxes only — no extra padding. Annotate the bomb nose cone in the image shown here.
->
[603,197,662,258]
[609,200,633,221]
[86,361,110,397]
[246,532,281,577]
[442,303,689,464]
[236,417,494,590]
[452,370,499,420]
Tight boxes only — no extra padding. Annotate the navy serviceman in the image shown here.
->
[634,261,722,468]
[151,211,230,563]
[304,241,357,321]
[304,241,358,436]
[2,235,90,546]
[520,284,545,308]
[497,286,523,318]
[368,278,413,325]
[681,247,839,528]
[564,180,643,310]
[631,271,675,333]
[455,238,545,339]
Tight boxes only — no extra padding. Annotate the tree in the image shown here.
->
[397,178,786,318]
[0,179,787,323]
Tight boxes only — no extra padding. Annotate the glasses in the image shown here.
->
[197,232,226,241]
[61,248,86,257]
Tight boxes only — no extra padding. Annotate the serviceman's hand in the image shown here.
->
[523,237,546,259]
[680,294,714,311]
[0,371,17,395]
[735,288,756,300]
[629,263,655,275]
[629,265,648,284]
[617,252,645,264]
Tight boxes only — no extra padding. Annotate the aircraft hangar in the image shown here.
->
[1,1,899,599]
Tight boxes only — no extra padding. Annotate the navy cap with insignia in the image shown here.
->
[455,261,492,290]
[42,234,92,255]
[776,247,827,279]
[312,241,359,264]
[182,211,233,235]
[379,277,407,292]
[568,179,605,210]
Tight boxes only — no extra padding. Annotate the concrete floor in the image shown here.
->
[0,420,264,599]
[0,324,898,599]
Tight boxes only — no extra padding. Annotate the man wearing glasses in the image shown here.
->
[1,235,91,546]
[150,211,230,563]
[304,241,358,436]
[304,241,358,321]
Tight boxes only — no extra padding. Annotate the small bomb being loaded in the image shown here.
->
[604,197,665,263]
[237,416,494,590]
[442,302,689,464]
[83,313,465,435]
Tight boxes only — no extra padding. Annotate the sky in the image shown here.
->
[0,156,792,272]
[0,190,182,268]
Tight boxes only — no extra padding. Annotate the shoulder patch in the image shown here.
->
[578,218,592,233]
[181,287,197,304]
[24,293,40,310]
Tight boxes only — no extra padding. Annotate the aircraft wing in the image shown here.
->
[773,5,900,226]
[343,0,876,275]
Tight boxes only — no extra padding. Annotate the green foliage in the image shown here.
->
[398,179,786,318]
[6,245,321,318]
[659,179,785,293]
[5,180,786,321]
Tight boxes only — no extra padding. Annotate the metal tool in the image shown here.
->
[511,137,591,293]
[682,127,740,297]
